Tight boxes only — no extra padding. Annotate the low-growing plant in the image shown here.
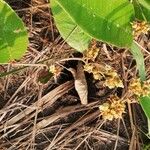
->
[51,0,150,135]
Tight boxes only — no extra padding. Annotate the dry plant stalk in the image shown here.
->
[0,81,74,131]
[47,110,100,149]
[69,62,88,105]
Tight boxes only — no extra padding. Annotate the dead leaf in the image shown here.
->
[69,62,88,105]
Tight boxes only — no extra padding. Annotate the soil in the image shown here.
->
[0,0,150,150]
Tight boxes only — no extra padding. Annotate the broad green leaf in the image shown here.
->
[130,42,146,81]
[0,0,28,63]
[139,96,150,119]
[133,0,150,22]
[51,0,91,52]
[55,0,134,48]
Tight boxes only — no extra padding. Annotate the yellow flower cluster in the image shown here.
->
[84,63,124,88]
[49,65,61,77]
[99,95,126,121]
[132,21,150,38]
[104,76,124,89]
[142,81,150,96]
[129,78,150,97]
[83,48,100,61]
[84,63,103,80]
[103,65,124,89]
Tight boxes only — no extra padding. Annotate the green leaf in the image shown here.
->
[0,0,28,63]
[133,0,150,22]
[55,0,134,48]
[131,41,150,135]
[139,96,150,119]
[130,42,146,81]
[51,0,91,52]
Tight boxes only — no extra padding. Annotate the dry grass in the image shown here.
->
[0,0,150,149]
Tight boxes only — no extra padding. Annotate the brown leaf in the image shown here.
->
[69,62,88,105]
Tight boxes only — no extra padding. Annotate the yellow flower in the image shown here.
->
[142,80,150,97]
[132,21,150,38]
[104,65,118,77]
[84,63,103,80]
[84,48,100,61]
[104,76,124,89]
[99,95,126,121]
[93,72,103,80]
[49,65,56,74]
[99,102,110,111]
[84,63,123,89]
[129,78,143,97]
[84,63,94,73]
[49,65,61,77]
[103,65,124,89]
[129,78,150,97]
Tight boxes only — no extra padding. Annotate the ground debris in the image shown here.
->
[69,61,88,105]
